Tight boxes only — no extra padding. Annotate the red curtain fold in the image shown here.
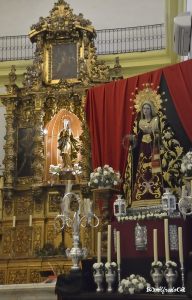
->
[163,59,192,143]
[84,68,162,178]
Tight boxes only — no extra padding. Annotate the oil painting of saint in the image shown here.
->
[52,43,77,80]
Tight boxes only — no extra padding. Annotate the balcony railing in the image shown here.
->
[0,24,165,62]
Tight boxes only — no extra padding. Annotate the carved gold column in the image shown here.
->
[32,95,45,184]
[92,188,119,253]
[3,111,16,187]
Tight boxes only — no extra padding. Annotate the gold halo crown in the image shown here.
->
[130,83,166,114]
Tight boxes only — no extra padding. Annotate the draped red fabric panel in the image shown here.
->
[163,59,192,143]
[84,68,162,176]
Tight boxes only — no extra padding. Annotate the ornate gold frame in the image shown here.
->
[44,40,81,84]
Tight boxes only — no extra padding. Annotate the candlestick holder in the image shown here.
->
[26,226,33,257]
[150,268,163,289]
[117,263,121,287]
[180,262,185,287]
[164,267,178,289]
[93,268,104,292]
[105,264,116,292]
[10,227,16,257]
[54,192,99,270]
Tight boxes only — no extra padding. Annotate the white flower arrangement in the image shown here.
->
[151,261,163,272]
[117,210,168,222]
[165,260,177,272]
[49,163,62,176]
[92,262,104,272]
[105,262,117,272]
[118,274,150,294]
[89,165,121,188]
[181,150,192,177]
[73,163,82,182]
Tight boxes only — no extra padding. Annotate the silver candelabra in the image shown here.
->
[54,192,99,270]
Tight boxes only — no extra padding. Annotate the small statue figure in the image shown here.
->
[58,119,80,169]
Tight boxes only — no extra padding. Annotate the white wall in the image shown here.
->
[0,107,6,175]
[0,0,164,36]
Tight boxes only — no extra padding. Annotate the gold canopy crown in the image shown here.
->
[131,83,164,114]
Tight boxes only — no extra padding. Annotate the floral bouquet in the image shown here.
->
[105,262,117,272]
[151,261,163,272]
[88,165,121,188]
[73,163,82,183]
[92,262,104,273]
[48,163,63,185]
[181,150,192,177]
[49,163,63,176]
[118,274,150,294]
[164,260,177,272]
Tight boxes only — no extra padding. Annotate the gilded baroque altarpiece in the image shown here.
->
[0,0,109,284]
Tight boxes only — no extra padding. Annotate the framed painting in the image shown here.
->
[52,43,77,80]
[17,127,35,177]
[44,42,80,84]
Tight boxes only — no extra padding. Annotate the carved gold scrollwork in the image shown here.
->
[32,109,45,183]
[47,225,55,245]
[84,226,91,254]
[30,269,40,283]
[79,118,92,180]
[0,271,5,285]
[3,227,11,253]
[3,189,14,216]
[16,227,30,252]
[34,226,42,249]
[32,186,43,214]
[18,196,33,215]
[3,113,16,186]
[9,270,27,284]
[49,194,61,213]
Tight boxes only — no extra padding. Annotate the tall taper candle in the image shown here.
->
[178,227,184,263]
[29,215,32,227]
[97,232,101,263]
[107,225,111,263]
[13,216,16,228]
[116,231,121,264]
[153,229,158,262]
[164,219,170,261]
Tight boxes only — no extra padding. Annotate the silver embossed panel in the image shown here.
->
[169,224,179,250]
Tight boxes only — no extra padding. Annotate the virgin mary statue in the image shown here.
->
[123,84,183,208]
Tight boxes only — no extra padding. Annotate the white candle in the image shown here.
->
[178,227,184,263]
[97,232,101,263]
[13,216,16,228]
[153,229,158,262]
[164,219,170,262]
[107,225,111,263]
[29,215,32,227]
[182,185,185,198]
[116,231,121,264]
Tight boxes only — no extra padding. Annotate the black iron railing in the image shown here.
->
[0,24,165,62]
[95,24,165,55]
